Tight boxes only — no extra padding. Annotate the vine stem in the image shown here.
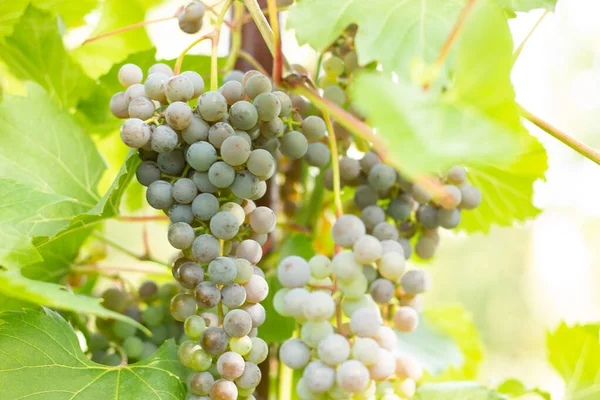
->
[242,0,275,55]
[82,13,180,45]
[513,10,549,62]
[293,85,454,208]
[174,33,213,75]
[423,0,477,89]
[323,110,343,219]
[520,106,600,165]
[238,50,270,76]
[91,232,170,267]
[211,0,235,91]
[266,0,282,85]
[240,5,291,24]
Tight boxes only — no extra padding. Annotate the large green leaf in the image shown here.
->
[547,323,600,399]
[497,0,557,14]
[0,309,183,398]
[0,6,95,108]
[72,0,154,79]
[396,304,483,380]
[350,73,520,176]
[415,382,505,399]
[287,0,464,77]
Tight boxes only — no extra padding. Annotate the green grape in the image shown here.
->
[178,340,201,367]
[323,56,344,77]
[113,320,136,339]
[157,149,185,175]
[245,74,272,99]
[259,117,284,139]
[191,193,219,221]
[323,85,346,107]
[229,336,253,356]
[280,131,308,159]
[143,305,165,327]
[301,116,326,142]
[219,80,246,105]
[208,161,235,188]
[165,101,193,130]
[88,333,109,352]
[208,122,234,149]
[101,287,127,312]
[170,293,198,322]
[247,149,275,180]
[186,141,217,172]
[254,92,281,122]
[190,348,213,372]
[140,341,158,359]
[304,142,331,168]
[221,136,251,166]
[184,315,207,340]
[123,336,144,359]
[200,326,229,355]
[148,324,168,346]
[197,91,228,122]
[101,352,122,366]
[229,100,259,130]
[231,170,260,199]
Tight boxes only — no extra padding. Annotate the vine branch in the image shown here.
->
[520,106,600,166]
[323,110,343,219]
[266,0,282,85]
[238,50,270,75]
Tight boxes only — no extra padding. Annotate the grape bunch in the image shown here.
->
[324,154,482,260]
[111,62,306,398]
[91,281,183,366]
[273,215,427,399]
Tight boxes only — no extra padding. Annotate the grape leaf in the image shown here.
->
[547,323,600,399]
[497,0,557,14]
[496,378,551,400]
[72,0,155,79]
[396,304,483,380]
[0,309,183,398]
[414,382,504,399]
[287,0,464,77]
[0,277,147,332]
[350,73,520,176]
[0,6,96,108]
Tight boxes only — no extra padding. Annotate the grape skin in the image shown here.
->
[194,281,221,310]
[330,251,362,283]
[192,234,220,263]
[192,171,218,193]
[303,291,335,322]
[110,92,129,118]
[245,74,272,99]
[231,170,260,199]
[182,115,210,144]
[210,379,238,400]
[208,122,234,149]
[208,161,235,188]
[393,306,419,333]
[217,351,246,380]
[221,135,251,166]
[128,96,155,120]
[165,101,193,130]
[254,92,281,122]
[120,118,150,148]
[229,100,259,130]
[144,72,169,102]
[336,360,370,393]
[370,278,395,304]
[331,214,366,248]
[124,83,146,106]
[352,337,380,366]
[181,71,205,99]
[277,256,311,288]
[235,362,261,390]
[317,333,350,366]
[249,206,276,234]
[197,91,228,122]
[304,142,331,168]
[400,269,432,295]
[368,348,396,381]
[167,222,195,249]
[118,63,143,88]
[169,293,198,321]
[247,149,275,180]
[189,371,214,396]
[246,337,268,364]
[280,338,310,370]
[157,149,185,175]
[136,161,161,187]
[192,193,219,221]
[208,257,237,285]
[303,360,335,393]
[360,205,386,231]
[350,307,382,337]
[236,239,263,264]
[146,180,174,209]
[353,234,382,263]
[219,80,245,105]
[280,131,308,159]
[186,141,217,172]
[223,309,253,338]
[166,74,194,102]
[243,274,269,303]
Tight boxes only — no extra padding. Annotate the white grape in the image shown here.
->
[279,338,310,370]
[277,255,311,288]
[336,360,370,393]
[317,333,350,366]
[351,337,380,366]
[350,307,382,337]
[303,291,335,322]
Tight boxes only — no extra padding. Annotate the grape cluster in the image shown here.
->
[274,215,426,399]
[324,154,482,260]
[112,62,303,398]
[91,281,182,366]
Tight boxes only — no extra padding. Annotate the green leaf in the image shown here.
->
[547,323,600,399]
[350,73,520,176]
[72,0,154,79]
[414,382,505,399]
[396,304,483,380]
[0,277,147,332]
[496,0,557,14]
[496,378,551,400]
[0,6,96,108]
[287,0,464,76]
[0,309,184,398]
[459,134,547,233]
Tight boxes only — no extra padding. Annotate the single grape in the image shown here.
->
[182,115,210,144]
[303,291,335,322]
[279,338,310,369]
[210,379,238,400]
[233,129,252,147]
[223,70,244,83]
[124,83,146,106]
[273,91,292,116]
[223,309,253,338]
[192,171,218,193]
[144,72,169,102]
[229,100,259,130]
[229,336,252,356]
[189,371,214,396]
[234,258,254,284]
[231,170,260,199]
[393,306,419,333]
[331,214,366,248]
[219,80,245,105]
[200,326,229,355]
[143,306,165,327]
[435,184,462,210]
[336,360,370,393]
[189,348,212,372]
[180,0,206,21]
[354,184,379,209]
[146,180,174,209]
[368,163,396,191]
[323,56,344,77]
[388,196,413,221]
[235,240,262,264]
[368,348,396,381]
[400,269,431,295]
[184,315,207,340]
[438,208,461,229]
[378,251,406,281]
[109,92,129,118]
[100,353,122,366]
[359,151,381,173]
[282,287,310,318]
[194,281,221,309]
[136,161,161,187]
[181,70,205,99]
[221,283,247,309]
[170,293,198,322]
[372,221,399,241]
[166,101,193,130]
[208,256,237,285]
[245,74,272,99]
[245,337,268,364]
[317,333,350,366]
[360,205,385,231]
[192,234,220,263]
[208,122,234,149]
[221,135,251,166]
[113,320,136,338]
[330,251,362,282]
[249,206,276,234]
[370,278,395,304]
[304,142,330,168]
[197,91,228,122]
[352,337,380,366]
[280,131,308,159]
[208,161,235,188]
[277,255,310,288]
[259,117,284,139]
[120,118,150,148]
[191,193,219,221]
[88,333,110,352]
[128,96,155,120]
[246,149,275,180]
[167,222,195,249]
[303,360,335,393]
[411,183,432,204]
[459,185,482,209]
[178,340,201,367]
[254,92,281,122]
[217,351,246,380]
[241,303,266,328]
[235,361,261,390]
[243,274,269,303]
[447,165,467,185]
[242,70,261,85]
[178,15,202,34]
[339,156,361,182]
[210,211,240,240]
[220,202,245,226]
[186,141,217,171]
[323,85,346,106]
[338,274,368,299]
[178,261,205,288]
[350,307,382,337]
[395,353,423,381]
[166,75,194,102]
[118,63,143,88]
[172,178,198,204]
[353,234,382,263]
[151,125,178,153]
[157,149,185,175]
